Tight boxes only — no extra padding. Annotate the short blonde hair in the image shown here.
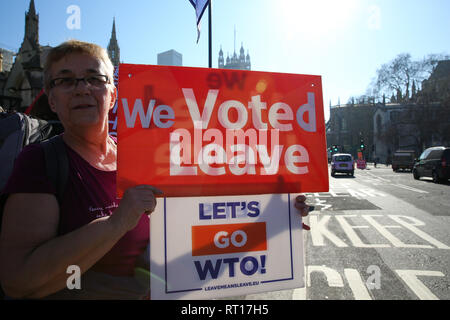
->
[44,39,114,92]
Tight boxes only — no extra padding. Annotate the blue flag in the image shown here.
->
[189,0,210,43]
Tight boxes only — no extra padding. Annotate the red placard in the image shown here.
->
[117,64,329,198]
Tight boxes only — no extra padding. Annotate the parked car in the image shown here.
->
[392,149,415,172]
[331,153,354,177]
[412,146,450,183]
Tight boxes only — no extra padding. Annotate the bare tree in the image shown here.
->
[420,53,450,78]
[374,53,418,102]
[369,53,449,103]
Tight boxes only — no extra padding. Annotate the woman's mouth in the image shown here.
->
[73,104,95,110]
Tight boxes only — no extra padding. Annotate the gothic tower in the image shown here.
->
[239,42,245,64]
[24,0,39,48]
[218,46,224,68]
[246,50,251,70]
[107,18,120,67]
[218,29,251,70]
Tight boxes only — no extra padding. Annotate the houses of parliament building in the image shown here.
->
[218,43,251,70]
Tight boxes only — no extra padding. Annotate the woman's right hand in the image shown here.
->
[111,185,163,232]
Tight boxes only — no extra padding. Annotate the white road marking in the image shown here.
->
[306,265,344,287]
[359,171,429,193]
[310,214,449,249]
[291,287,306,300]
[344,268,372,300]
[310,216,348,247]
[388,215,450,249]
[291,266,446,300]
[395,270,445,300]
[335,215,390,248]
[364,171,390,182]
[297,171,447,300]
[362,215,433,249]
[391,183,429,194]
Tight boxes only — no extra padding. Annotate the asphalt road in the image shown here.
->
[242,164,450,300]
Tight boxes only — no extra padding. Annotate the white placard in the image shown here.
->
[150,193,305,299]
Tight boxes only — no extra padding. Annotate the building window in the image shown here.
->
[341,117,347,131]
[376,114,382,133]
[403,110,411,120]
[390,111,400,122]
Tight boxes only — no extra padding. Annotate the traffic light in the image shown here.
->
[360,139,365,151]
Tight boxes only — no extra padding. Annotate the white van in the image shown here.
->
[331,153,355,177]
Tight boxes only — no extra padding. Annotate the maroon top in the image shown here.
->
[1,138,149,276]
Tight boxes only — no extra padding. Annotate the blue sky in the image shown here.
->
[1,0,449,121]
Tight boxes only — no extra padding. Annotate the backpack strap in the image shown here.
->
[41,135,69,205]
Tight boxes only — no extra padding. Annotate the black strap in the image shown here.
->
[42,135,69,205]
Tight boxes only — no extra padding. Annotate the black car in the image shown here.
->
[413,146,450,183]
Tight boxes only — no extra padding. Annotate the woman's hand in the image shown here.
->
[111,185,163,233]
[294,194,314,230]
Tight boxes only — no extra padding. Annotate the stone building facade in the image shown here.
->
[326,103,377,159]
[0,48,15,72]
[327,60,450,163]
[1,0,50,112]
[372,103,450,162]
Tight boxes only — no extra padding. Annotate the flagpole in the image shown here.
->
[208,0,212,68]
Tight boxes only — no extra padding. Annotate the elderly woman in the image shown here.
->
[0,40,311,299]
[0,40,162,299]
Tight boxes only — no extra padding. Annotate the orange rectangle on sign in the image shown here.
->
[192,222,267,256]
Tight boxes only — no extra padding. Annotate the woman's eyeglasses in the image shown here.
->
[50,75,109,91]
